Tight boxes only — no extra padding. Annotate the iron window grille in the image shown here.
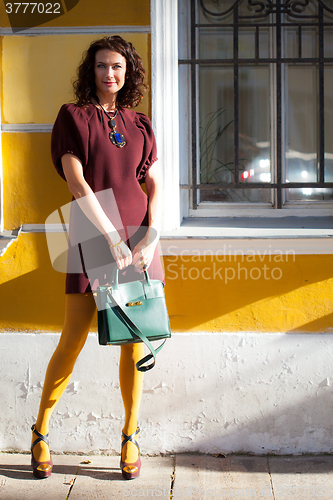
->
[179,0,333,209]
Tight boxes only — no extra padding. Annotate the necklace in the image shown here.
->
[96,102,126,148]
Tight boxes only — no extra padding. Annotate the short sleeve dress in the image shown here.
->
[51,103,164,293]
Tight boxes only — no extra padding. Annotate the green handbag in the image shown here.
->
[96,267,171,372]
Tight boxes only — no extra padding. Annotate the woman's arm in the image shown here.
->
[145,160,163,235]
[62,153,132,270]
[132,161,163,271]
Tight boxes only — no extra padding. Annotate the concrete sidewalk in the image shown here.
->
[0,453,333,499]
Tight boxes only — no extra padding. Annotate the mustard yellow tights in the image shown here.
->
[31,293,144,464]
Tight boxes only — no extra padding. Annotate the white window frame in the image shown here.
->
[151,0,333,234]
[150,0,180,231]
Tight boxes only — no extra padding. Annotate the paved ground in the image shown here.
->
[0,453,333,499]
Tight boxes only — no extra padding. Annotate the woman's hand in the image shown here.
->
[133,161,162,272]
[132,227,159,272]
[109,240,133,270]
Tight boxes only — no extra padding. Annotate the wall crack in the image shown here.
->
[64,465,80,500]
[169,455,176,499]
[267,457,276,500]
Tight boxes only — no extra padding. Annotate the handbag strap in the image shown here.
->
[112,267,151,290]
[106,290,166,372]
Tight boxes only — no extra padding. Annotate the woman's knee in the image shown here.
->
[56,330,88,359]
[57,292,96,357]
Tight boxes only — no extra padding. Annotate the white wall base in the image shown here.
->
[1,332,333,455]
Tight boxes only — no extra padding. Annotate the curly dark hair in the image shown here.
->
[73,35,147,108]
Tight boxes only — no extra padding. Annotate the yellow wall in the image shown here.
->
[1,240,333,333]
[1,34,150,124]
[1,31,150,230]
[0,0,150,28]
[0,233,68,330]
[0,3,153,331]
[164,256,333,333]
[2,133,71,228]
[1,1,333,335]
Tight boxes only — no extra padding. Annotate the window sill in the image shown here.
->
[160,217,333,255]
[0,228,21,257]
[161,217,333,239]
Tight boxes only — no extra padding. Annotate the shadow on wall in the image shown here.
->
[164,255,333,332]
[192,388,333,459]
[287,312,333,333]
[155,333,333,457]
[0,233,97,331]
[0,237,333,332]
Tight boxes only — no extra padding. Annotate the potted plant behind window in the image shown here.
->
[199,108,248,202]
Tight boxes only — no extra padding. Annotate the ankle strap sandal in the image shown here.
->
[31,424,53,479]
[120,427,141,480]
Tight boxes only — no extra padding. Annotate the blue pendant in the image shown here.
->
[108,116,126,148]
[109,131,126,148]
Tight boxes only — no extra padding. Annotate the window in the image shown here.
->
[179,0,333,214]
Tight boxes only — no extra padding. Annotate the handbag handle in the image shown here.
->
[106,288,166,372]
[111,266,152,290]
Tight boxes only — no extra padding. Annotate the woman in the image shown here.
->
[31,35,164,480]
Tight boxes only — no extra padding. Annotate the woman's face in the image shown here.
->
[94,49,127,103]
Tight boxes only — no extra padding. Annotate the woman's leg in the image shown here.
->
[119,343,145,463]
[32,293,96,462]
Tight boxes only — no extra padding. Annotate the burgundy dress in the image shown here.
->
[51,103,164,293]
